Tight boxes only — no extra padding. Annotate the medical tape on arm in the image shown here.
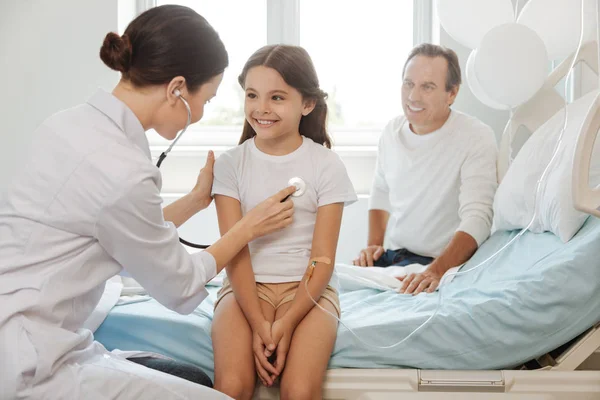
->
[306,256,332,281]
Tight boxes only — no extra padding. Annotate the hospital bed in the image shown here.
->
[95,218,600,399]
[94,44,600,399]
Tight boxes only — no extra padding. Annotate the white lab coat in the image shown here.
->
[0,90,231,399]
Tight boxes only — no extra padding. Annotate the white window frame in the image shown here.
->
[135,0,432,194]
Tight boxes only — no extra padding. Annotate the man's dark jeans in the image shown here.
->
[128,357,213,388]
[373,248,434,267]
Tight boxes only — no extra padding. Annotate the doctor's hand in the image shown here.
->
[191,150,215,210]
[399,265,442,295]
[353,245,384,267]
[242,186,296,241]
[268,318,294,381]
[253,320,278,387]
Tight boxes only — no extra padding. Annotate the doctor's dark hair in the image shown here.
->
[100,5,228,93]
[237,45,332,148]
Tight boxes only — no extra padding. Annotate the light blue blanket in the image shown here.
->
[95,217,600,379]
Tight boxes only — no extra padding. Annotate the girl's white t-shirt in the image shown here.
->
[212,136,357,283]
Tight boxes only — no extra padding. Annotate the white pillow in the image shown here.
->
[493,89,600,242]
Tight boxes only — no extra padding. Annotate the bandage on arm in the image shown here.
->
[307,256,332,281]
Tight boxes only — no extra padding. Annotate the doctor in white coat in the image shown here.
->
[0,5,296,400]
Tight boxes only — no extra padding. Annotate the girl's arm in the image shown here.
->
[267,203,343,378]
[215,194,287,384]
[214,195,265,330]
[281,202,344,328]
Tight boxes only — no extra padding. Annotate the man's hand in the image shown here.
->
[399,265,442,295]
[353,245,384,267]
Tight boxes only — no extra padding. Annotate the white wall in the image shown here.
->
[0,0,120,192]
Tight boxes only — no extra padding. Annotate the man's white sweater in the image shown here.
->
[369,110,498,257]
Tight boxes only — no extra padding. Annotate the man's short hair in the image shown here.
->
[402,43,462,92]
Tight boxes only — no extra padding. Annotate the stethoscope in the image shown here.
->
[156,89,305,249]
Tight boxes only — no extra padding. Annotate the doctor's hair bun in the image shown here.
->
[100,32,132,73]
[104,5,227,90]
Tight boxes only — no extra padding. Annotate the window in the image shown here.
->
[129,0,424,194]
[300,0,413,134]
[147,0,267,147]
[141,0,417,149]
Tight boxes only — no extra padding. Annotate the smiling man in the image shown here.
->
[353,44,498,295]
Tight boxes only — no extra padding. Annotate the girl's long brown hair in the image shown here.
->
[237,45,332,148]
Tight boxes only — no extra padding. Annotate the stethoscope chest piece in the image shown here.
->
[288,177,306,197]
